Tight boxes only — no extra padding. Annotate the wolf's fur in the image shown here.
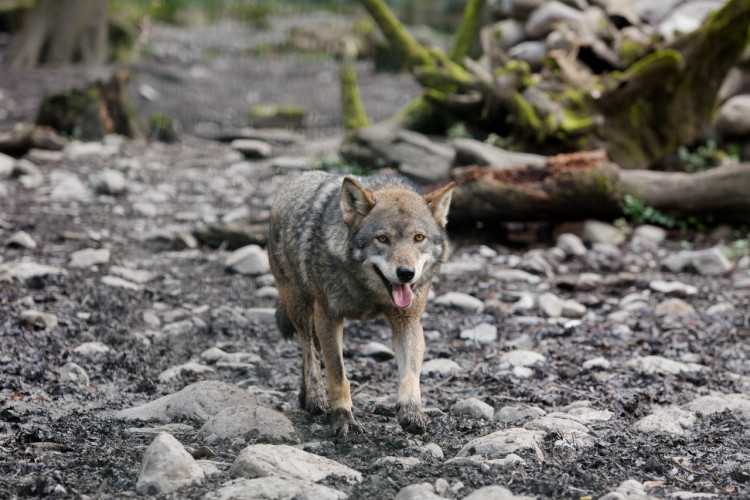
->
[268,171,453,435]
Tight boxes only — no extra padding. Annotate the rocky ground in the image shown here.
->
[2,12,750,500]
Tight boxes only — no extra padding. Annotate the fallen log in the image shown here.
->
[448,152,750,224]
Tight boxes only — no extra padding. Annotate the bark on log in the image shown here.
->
[448,152,750,224]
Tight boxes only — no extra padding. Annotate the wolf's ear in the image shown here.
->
[341,177,375,226]
[423,181,454,227]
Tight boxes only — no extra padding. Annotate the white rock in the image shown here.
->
[706,302,735,316]
[499,350,546,369]
[0,152,13,177]
[538,292,563,317]
[453,398,495,419]
[73,341,110,357]
[132,201,158,218]
[459,322,497,344]
[524,415,595,449]
[50,171,93,202]
[229,443,362,483]
[491,268,542,284]
[231,139,273,159]
[109,266,154,284]
[256,285,278,299]
[1,261,65,280]
[198,405,297,444]
[360,341,395,361]
[582,356,611,370]
[226,245,270,276]
[66,141,119,159]
[633,407,696,435]
[566,406,613,423]
[582,220,625,245]
[158,361,216,383]
[662,247,733,275]
[685,393,750,420]
[68,248,110,268]
[463,485,535,500]
[433,292,484,313]
[90,168,127,195]
[101,275,143,290]
[139,83,160,101]
[8,231,37,249]
[456,427,545,462]
[59,362,89,387]
[600,478,651,500]
[649,279,698,297]
[115,380,261,423]
[525,0,585,38]
[135,433,205,495]
[626,355,703,375]
[556,233,587,257]
[493,406,546,424]
[439,260,485,275]
[204,477,346,500]
[561,299,587,318]
[20,310,58,329]
[632,224,667,250]
[395,482,443,500]
[421,358,462,377]
[655,298,696,317]
[376,456,422,469]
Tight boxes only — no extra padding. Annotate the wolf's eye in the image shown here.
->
[414,234,425,242]
[376,235,389,244]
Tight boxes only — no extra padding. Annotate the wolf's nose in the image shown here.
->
[396,266,415,282]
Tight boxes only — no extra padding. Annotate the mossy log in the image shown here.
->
[35,69,142,140]
[359,0,750,169]
[340,38,370,131]
[448,153,750,224]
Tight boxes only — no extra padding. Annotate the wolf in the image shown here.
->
[268,170,454,436]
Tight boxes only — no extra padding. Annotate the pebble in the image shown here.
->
[455,427,545,462]
[493,405,546,424]
[198,406,297,444]
[631,224,666,250]
[600,479,653,500]
[1,261,65,280]
[582,220,625,245]
[20,310,58,329]
[463,485,535,500]
[7,230,37,249]
[459,322,497,344]
[453,397,495,419]
[255,285,278,299]
[654,298,696,317]
[360,341,395,361]
[73,341,110,357]
[231,139,273,159]
[376,456,422,469]
[538,292,563,317]
[685,393,750,420]
[158,361,216,383]
[59,362,90,387]
[68,248,110,268]
[50,171,93,202]
[582,356,611,370]
[136,432,205,495]
[109,266,155,284]
[649,279,697,296]
[395,482,443,500]
[633,407,696,435]
[205,477,346,500]
[706,302,735,316]
[662,247,733,275]
[101,275,143,291]
[421,358,461,377]
[499,349,546,368]
[626,355,703,375]
[556,233,587,257]
[90,168,127,195]
[439,259,485,275]
[229,443,361,483]
[433,292,484,313]
[225,244,270,276]
[490,268,541,284]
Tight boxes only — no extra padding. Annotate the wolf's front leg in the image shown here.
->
[389,315,427,434]
[315,303,363,436]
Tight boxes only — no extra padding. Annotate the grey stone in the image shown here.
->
[626,355,703,375]
[582,220,625,245]
[90,169,127,195]
[507,41,548,70]
[526,1,585,39]
[271,156,314,171]
[158,361,216,383]
[556,233,587,257]
[662,247,733,275]
[490,268,541,284]
[631,224,667,250]
[229,443,362,483]
[459,323,497,344]
[65,141,119,159]
[649,279,698,297]
[14,159,43,188]
[484,19,526,52]
[561,299,587,318]
[433,292,484,313]
[582,356,611,370]
[135,433,205,495]
[421,358,462,377]
[115,380,261,423]
[256,285,279,299]
[633,407,696,435]
[360,341,395,361]
[226,244,270,276]
[8,230,37,249]
[463,485,535,500]
[734,273,750,289]
[20,310,58,329]
[204,477,346,500]
[101,275,143,290]
[499,349,546,368]
[600,478,655,500]
[73,341,110,357]
[1,261,65,280]
[0,152,13,178]
[132,201,158,218]
[109,266,155,284]
[59,362,89,387]
[706,302,735,316]
[394,482,443,500]
[452,138,546,168]
[453,398,495,419]
[493,405,547,424]
[50,171,93,202]
[198,405,297,444]
[139,83,160,101]
[523,415,595,449]
[375,456,422,469]
[69,248,110,268]
[231,139,273,159]
[685,393,750,420]
[538,292,564,317]
[654,298,696,317]
[456,427,545,462]
[440,259,485,275]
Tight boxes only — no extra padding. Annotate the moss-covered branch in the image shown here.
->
[340,38,370,131]
[358,0,431,69]
[448,0,486,63]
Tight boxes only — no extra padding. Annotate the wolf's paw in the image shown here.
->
[330,408,364,436]
[304,391,330,415]
[397,402,427,435]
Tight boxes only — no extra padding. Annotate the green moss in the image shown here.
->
[340,47,370,131]
[448,0,486,63]
[149,112,178,143]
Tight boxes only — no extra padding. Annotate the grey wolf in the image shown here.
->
[268,171,453,435]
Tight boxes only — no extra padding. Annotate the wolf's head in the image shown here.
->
[341,176,454,309]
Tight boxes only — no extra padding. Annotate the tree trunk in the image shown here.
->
[8,0,110,69]
[448,154,750,224]
[340,38,370,131]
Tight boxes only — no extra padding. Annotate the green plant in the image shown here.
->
[622,194,680,228]
[677,138,739,173]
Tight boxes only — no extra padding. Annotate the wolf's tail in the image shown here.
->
[275,303,297,340]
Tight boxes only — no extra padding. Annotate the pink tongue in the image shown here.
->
[391,283,414,308]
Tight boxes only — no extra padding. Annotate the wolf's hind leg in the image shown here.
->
[299,328,328,415]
